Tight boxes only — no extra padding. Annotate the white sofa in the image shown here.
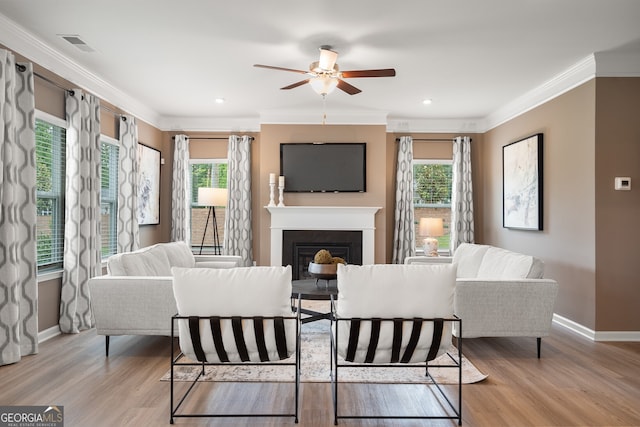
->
[88,241,243,355]
[405,243,559,357]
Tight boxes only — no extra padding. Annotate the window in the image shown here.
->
[100,137,119,257]
[190,160,228,251]
[35,112,66,270]
[413,159,453,253]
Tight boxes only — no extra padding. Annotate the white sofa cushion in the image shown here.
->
[160,241,196,268]
[452,243,491,278]
[476,246,544,279]
[107,244,172,276]
[335,263,456,363]
[172,265,295,363]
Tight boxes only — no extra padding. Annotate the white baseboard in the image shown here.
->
[593,330,640,341]
[38,325,61,343]
[553,314,640,341]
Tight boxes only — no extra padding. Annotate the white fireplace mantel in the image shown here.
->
[266,206,381,267]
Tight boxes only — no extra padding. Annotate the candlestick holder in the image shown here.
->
[268,183,276,207]
[277,185,285,207]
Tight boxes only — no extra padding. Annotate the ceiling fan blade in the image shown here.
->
[318,48,338,71]
[281,79,310,90]
[336,79,362,95]
[254,64,309,75]
[340,68,396,78]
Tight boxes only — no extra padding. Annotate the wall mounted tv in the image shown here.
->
[280,142,366,193]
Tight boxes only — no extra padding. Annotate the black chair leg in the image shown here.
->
[106,336,110,357]
[537,337,541,358]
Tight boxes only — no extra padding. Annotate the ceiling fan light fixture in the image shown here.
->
[309,75,338,96]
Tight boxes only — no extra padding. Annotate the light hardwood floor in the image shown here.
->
[1,319,639,427]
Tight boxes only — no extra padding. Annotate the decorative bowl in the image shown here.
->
[308,262,338,280]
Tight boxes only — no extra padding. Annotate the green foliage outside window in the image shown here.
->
[191,162,227,202]
[36,118,66,269]
[413,163,452,205]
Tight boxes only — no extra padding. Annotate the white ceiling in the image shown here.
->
[1,0,640,132]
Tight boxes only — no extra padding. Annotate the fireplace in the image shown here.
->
[266,206,381,268]
[283,230,363,280]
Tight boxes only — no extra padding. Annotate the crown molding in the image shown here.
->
[0,13,162,128]
[386,118,484,133]
[594,51,640,77]
[158,116,261,132]
[484,55,597,132]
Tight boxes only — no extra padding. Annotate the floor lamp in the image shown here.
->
[197,187,228,255]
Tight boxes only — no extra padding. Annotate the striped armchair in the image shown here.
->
[170,265,300,424]
[331,263,462,425]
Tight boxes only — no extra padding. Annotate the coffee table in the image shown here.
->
[291,279,338,324]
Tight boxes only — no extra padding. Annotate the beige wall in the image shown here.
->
[481,77,640,332]
[594,78,640,331]
[483,81,598,329]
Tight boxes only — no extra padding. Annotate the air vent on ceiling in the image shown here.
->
[59,34,95,52]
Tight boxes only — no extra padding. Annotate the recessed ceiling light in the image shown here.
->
[422,99,433,105]
[215,98,225,104]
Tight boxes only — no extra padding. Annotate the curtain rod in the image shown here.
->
[16,63,123,118]
[172,136,254,141]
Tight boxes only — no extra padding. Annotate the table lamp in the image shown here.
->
[419,217,444,257]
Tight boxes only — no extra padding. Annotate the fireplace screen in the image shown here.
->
[282,230,363,280]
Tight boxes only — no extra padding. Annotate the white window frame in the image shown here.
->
[189,159,228,253]
[413,159,453,255]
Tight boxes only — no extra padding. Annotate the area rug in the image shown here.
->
[161,315,487,385]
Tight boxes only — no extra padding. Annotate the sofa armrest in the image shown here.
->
[454,278,559,338]
[88,275,177,336]
[193,254,244,268]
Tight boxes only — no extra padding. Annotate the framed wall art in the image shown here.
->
[502,133,543,230]
[137,143,161,225]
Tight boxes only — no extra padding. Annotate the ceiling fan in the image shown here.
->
[254,46,396,96]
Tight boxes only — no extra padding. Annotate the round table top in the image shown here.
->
[291,279,338,300]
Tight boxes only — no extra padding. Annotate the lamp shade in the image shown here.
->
[309,75,338,96]
[419,217,444,237]
[197,187,228,207]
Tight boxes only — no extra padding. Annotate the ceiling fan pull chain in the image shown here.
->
[322,94,327,125]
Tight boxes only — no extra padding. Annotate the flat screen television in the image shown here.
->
[280,142,366,193]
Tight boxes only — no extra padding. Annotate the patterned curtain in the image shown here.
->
[117,115,139,252]
[450,136,474,251]
[59,90,102,334]
[392,136,415,264]
[171,134,191,244]
[224,135,253,266]
[0,51,38,366]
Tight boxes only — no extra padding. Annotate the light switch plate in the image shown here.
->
[614,177,631,190]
